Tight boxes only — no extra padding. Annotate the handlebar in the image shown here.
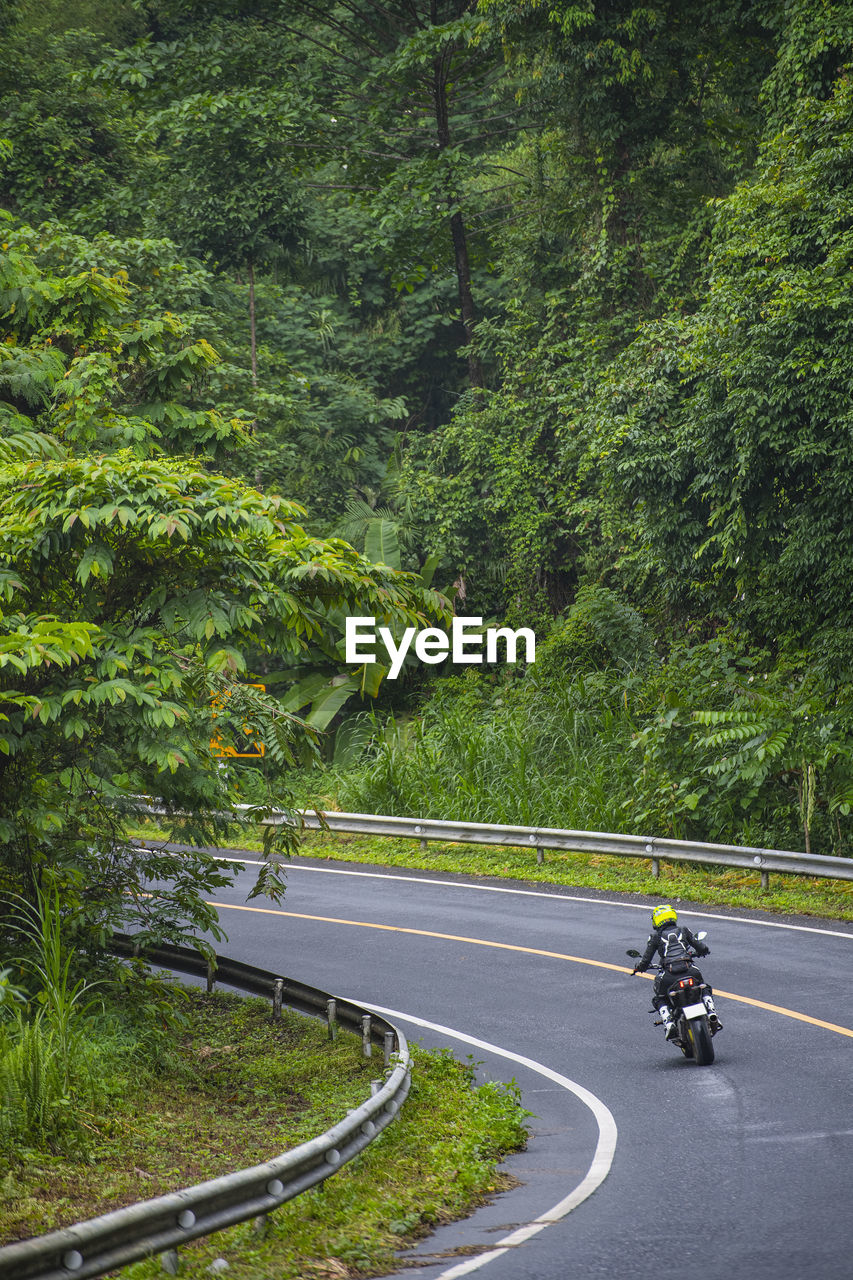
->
[633,948,707,975]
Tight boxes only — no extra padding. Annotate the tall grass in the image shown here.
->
[0,887,110,1157]
[328,650,843,852]
[335,673,641,832]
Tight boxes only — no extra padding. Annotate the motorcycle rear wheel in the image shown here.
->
[687,1015,715,1065]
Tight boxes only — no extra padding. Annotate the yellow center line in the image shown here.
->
[207,900,853,1040]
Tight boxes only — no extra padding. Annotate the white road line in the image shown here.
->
[364,1003,618,1280]
[211,853,853,941]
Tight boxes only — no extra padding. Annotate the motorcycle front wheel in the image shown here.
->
[687,1015,715,1065]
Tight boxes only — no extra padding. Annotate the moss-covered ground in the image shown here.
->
[0,988,528,1279]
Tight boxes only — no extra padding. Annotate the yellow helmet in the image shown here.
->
[652,904,678,928]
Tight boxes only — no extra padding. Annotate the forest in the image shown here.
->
[3,0,853,959]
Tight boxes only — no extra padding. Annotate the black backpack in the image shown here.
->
[659,926,691,973]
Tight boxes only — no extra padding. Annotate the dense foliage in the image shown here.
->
[2,0,853,895]
[0,209,441,953]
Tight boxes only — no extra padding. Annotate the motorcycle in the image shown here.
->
[626,931,721,1065]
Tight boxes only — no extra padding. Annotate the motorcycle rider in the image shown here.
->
[631,904,721,1039]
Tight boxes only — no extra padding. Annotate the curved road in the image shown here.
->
[202,854,853,1280]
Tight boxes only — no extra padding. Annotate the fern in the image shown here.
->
[537,586,654,677]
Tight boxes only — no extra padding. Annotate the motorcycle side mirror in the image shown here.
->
[696,931,708,941]
[626,949,641,958]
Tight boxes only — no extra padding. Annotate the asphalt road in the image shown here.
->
[201,854,853,1280]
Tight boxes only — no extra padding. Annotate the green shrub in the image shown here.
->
[534,586,654,679]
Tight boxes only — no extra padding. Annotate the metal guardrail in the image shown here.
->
[261,808,853,889]
[0,935,410,1280]
[129,799,853,886]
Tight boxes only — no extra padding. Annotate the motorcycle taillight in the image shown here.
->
[678,978,695,988]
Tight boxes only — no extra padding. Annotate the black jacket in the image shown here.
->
[634,923,709,974]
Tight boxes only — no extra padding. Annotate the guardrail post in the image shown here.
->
[206,961,215,994]
[384,1030,395,1066]
[761,870,770,891]
[536,845,545,865]
[651,857,660,878]
[273,979,283,1020]
[326,997,338,1041]
[362,1013,372,1058]
[161,1247,180,1275]
[420,838,428,852]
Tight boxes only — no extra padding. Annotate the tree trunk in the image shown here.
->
[449,208,483,389]
[248,260,258,389]
[433,49,484,391]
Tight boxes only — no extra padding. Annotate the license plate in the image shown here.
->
[682,1002,707,1019]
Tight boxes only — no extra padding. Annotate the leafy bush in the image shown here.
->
[534,586,654,678]
[629,641,853,850]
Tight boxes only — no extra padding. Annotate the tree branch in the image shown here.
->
[286,0,387,57]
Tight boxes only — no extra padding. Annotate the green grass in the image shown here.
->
[0,989,528,1280]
